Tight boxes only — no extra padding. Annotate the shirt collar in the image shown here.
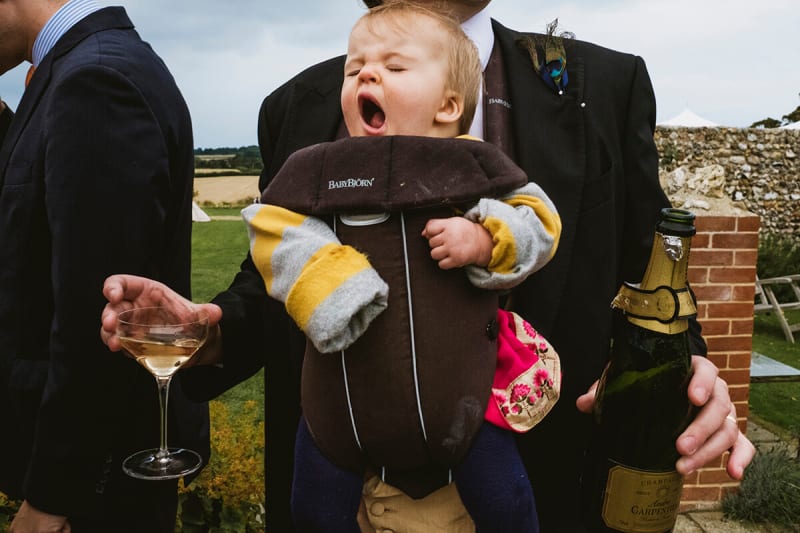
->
[460,5,494,73]
[461,6,493,139]
[31,0,102,67]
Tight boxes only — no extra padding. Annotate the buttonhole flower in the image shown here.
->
[517,18,573,94]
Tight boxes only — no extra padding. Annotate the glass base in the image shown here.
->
[122,448,203,480]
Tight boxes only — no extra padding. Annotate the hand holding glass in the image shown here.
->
[117,306,209,480]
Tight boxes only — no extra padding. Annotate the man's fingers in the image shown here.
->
[575,380,599,414]
[726,430,756,480]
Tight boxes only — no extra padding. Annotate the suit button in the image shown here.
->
[485,318,499,340]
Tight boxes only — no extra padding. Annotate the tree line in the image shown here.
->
[194,145,262,174]
[750,98,800,128]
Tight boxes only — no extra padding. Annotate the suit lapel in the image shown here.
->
[0,60,51,187]
[284,58,346,162]
[493,21,587,334]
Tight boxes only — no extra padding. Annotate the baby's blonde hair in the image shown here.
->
[359,1,482,134]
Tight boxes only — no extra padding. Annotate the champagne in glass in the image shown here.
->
[117,306,209,480]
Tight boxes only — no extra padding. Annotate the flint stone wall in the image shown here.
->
[654,127,799,235]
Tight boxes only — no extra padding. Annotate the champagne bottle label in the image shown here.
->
[601,464,683,532]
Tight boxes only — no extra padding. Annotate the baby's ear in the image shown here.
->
[435,89,463,126]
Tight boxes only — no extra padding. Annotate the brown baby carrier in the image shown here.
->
[262,135,528,494]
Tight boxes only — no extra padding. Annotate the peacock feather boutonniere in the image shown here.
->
[517,19,573,94]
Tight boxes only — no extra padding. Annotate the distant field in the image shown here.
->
[195,168,242,175]
[193,175,259,205]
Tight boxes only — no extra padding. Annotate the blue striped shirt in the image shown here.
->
[32,0,102,67]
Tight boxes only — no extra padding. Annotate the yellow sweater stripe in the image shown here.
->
[504,194,562,258]
[286,244,374,331]
[249,205,307,293]
[483,216,517,274]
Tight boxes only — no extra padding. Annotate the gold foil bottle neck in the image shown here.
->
[613,225,696,334]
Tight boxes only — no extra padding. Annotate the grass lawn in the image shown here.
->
[748,309,800,438]
[191,209,264,415]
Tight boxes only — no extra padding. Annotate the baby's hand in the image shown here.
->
[422,217,493,269]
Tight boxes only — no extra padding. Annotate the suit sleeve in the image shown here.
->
[24,66,185,513]
[620,56,706,355]
[180,91,300,399]
[0,103,12,141]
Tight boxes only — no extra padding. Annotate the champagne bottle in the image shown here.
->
[580,208,698,533]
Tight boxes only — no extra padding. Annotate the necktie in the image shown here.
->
[25,65,36,88]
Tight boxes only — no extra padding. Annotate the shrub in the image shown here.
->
[758,232,800,279]
[757,232,800,300]
[0,492,20,530]
[177,399,265,532]
[722,448,800,526]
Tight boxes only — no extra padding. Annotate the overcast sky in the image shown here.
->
[2,0,798,148]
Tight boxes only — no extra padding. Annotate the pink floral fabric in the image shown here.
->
[485,309,561,433]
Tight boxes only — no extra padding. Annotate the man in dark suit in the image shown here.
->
[254,2,755,530]
[101,0,755,531]
[0,1,209,531]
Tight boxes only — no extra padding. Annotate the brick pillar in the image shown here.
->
[679,213,761,510]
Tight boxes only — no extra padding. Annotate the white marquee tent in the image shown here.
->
[782,121,800,130]
[192,201,211,222]
[659,108,719,128]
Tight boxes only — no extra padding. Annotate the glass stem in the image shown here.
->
[155,376,172,459]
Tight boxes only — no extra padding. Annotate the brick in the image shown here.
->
[705,301,757,319]
[706,335,753,353]
[731,318,753,335]
[707,336,752,353]
[681,485,721,502]
[730,319,755,335]
[682,470,699,485]
[736,216,761,232]
[707,353,728,368]
[731,285,756,301]
[733,250,758,266]
[712,233,759,249]
[698,320,731,336]
[728,352,753,369]
[690,249,734,266]
[719,368,750,386]
[691,233,710,249]
[729,385,750,402]
[695,216,736,232]
[694,285,733,301]
[688,267,708,284]
[699,468,738,484]
[707,267,757,283]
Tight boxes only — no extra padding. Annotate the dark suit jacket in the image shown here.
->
[0,7,209,519]
[194,18,707,533]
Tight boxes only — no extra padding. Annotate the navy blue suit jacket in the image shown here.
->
[0,7,209,517]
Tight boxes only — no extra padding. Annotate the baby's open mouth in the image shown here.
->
[359,95,386,129]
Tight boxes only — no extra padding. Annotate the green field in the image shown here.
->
[191,207,265,414]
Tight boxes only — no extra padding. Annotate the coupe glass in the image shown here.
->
[117,306,209,480]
